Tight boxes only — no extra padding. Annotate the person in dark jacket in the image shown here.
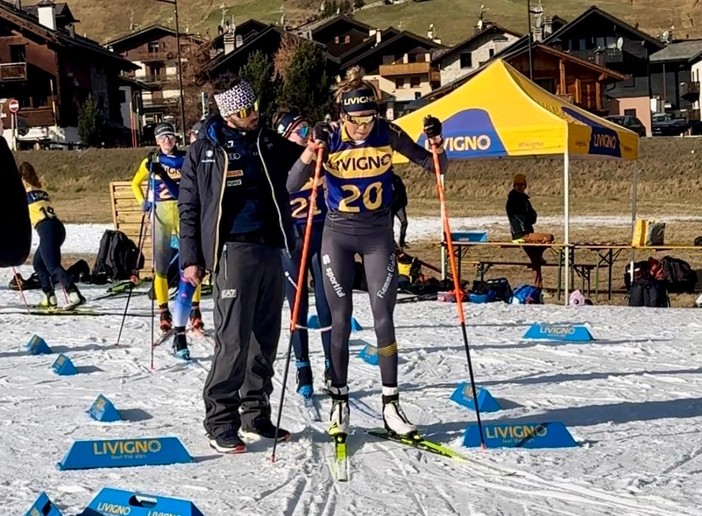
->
[0,119,31,268]
[506,173,554,288]
[178,77,306,454]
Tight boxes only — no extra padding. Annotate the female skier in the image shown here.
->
[273,107,332,399]
[132,122,202,359]
[19,161,85,309]
[290,66,447,437]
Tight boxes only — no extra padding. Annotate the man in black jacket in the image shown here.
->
[178,77,308,454]
[0,117,31,267]
[506,173,554,288]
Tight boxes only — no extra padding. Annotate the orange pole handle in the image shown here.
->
[431,144,465,325]
[290,147,325,332]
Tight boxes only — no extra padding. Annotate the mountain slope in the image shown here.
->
[60,0,700,46]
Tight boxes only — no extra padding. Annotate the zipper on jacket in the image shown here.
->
[223,244,229,280]
[212,146,229,274]
[256,129,291,256]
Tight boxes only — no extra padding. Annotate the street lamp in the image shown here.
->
[156,0,186,137]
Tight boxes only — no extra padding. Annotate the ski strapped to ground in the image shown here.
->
[366,428,514,477]
[332,434,349,481]
[1,308,154,317]
[397,293,438,304]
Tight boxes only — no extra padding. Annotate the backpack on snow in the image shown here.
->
[629,279,668,307]
[397,252,421,284]
[510,284,542,304]
[659,255,698,293]
[92,230,144,283]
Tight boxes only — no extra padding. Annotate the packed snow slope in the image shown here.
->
[1,263,702,515]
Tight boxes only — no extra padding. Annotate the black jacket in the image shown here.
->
[0,136,31,267]
[506,189,537,239]
[178,114,303,272]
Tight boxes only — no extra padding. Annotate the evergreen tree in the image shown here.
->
[238,50,280,122]
[77,95,103,147]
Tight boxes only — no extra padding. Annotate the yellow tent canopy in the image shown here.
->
[392,59,640,301]
[393,59,638,162]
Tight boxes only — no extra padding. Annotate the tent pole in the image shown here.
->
[630,168,638,287]
[564,152,570,304]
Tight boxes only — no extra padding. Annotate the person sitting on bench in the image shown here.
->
[506,173,554,288]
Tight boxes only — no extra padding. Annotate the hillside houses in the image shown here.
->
[3,3,700,146]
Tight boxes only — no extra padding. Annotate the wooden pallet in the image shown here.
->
[110,181,153,272]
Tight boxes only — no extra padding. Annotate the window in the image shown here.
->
[118,90,126,103]
[624,108,637,117]
[395,78,405,89]
[344,35,351,44]
[148,42,160,53]
[334,36,340,44]
[535,77,556,93]
[459,53,473,69]
[488,48,495,58]
[410,76,421,88]
[10,44,26,62]
[148,64,163,81]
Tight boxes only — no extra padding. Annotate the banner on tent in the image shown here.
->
[417,109,507,159]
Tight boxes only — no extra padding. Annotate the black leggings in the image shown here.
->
[34,218,74,293]
[321,218,398,388]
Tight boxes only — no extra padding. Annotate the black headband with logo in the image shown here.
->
[340,88,378,113]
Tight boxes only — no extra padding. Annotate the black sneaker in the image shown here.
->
[209,429,246,454]
[241,419,291,442]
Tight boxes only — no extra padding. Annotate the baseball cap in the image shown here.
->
[154,123,176,139]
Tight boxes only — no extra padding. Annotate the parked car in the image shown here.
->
[651,113,689,136]
[604,115,647,137]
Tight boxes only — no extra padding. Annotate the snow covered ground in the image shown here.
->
[2,256,702,515]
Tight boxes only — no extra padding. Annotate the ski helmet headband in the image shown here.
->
[340,87,378,113]
[276,111,308,138]
[214,80,257,118]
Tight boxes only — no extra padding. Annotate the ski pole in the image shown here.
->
[271,147,325,463]
[11,267,30,314]
[116,171,153,346]
[430,140,486,448]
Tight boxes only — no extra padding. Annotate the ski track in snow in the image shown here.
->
[2,263,702,515]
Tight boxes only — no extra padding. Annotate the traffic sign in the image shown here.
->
[8,98,19,113]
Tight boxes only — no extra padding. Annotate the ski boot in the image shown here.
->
[37,290,58,310]
[328,386,350,437]
[159,305,172,333]
[295,360,314,399]
[189,305,204,332]
[65,287,86,310]
[382,391,417,437]
[172,331,191,361]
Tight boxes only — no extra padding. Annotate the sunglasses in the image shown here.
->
[294,125,310,138]
[232,101,259,119]
[344,113,376,126]
[156,134,176,141]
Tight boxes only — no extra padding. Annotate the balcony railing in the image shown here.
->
[570,48,624,64]
[0,62,28,82]
[130,51,172,62]
[140,74,178,86]
[19,107,55,127]
[379,62,431,77]
[557,93,574,104]
[680,81,700,99]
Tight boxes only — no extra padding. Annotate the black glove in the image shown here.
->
[313,122,332,147]
[423,115,442,139]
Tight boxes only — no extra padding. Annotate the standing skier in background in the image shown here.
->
[19,161,85,309]
[131,123,203,359]
[289,66,448,438]
[273,107,333,400]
